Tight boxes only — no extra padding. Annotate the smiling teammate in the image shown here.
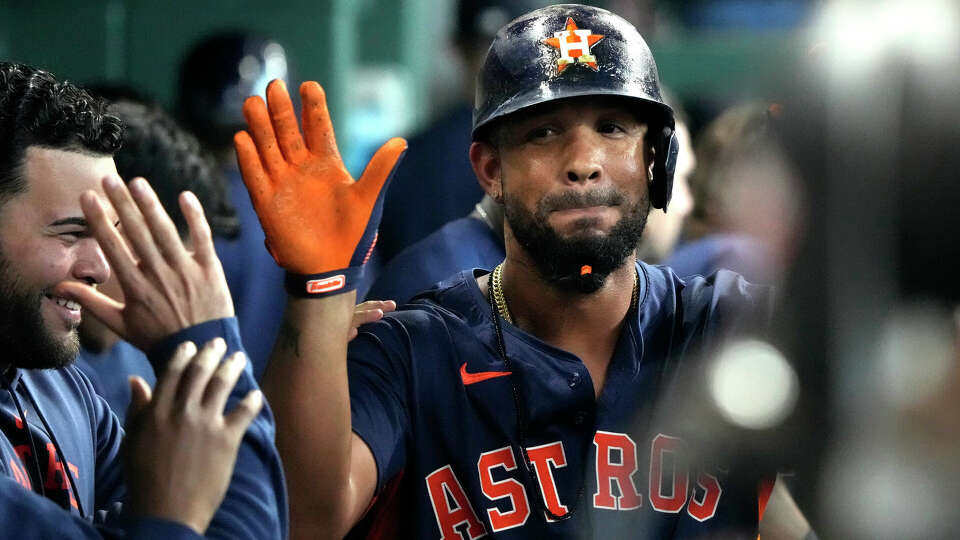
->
[237,5,801,538]
[0,61,285,538]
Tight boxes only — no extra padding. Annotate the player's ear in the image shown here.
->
[642,125,656,183]
[470,141,503,203]
[646,143,656,183]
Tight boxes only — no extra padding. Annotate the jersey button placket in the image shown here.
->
[568,372,581,388]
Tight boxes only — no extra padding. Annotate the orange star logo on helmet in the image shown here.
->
[543,17,605,73]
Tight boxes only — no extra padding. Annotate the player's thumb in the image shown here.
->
[356,137,408,202]
[126,376,152,426]
[55,281,126,338]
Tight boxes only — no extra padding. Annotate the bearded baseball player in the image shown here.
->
[236,4,810,538]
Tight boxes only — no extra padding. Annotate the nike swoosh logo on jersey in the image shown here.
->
[459,363,511,385]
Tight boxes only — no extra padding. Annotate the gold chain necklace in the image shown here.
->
[491,263,639,325]
[491,263,515,324]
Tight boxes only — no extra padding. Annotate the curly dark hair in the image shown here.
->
[0,62,123,204]
[107,99,239,239]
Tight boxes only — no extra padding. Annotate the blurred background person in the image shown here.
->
[175,31,289,373]
[666,102,800,283]
[373,0,546,271]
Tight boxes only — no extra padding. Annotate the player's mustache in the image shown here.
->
[539,188,624,213]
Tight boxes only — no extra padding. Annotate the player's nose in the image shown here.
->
[72,237,111,286]
[563,127,603,183]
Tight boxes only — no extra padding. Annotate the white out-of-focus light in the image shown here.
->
[821,447,950,539]
[709,339,799,430]
[814,0,960,71]
[877,304,953,409]
[238,55,260,80]
[262,43,288,81]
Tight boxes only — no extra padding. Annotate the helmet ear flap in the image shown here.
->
[650,127,679,210]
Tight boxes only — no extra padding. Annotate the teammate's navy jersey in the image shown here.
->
[0,318,287,539]
[349,261,771,539]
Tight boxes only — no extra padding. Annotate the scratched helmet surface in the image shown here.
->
[473,3,679,209]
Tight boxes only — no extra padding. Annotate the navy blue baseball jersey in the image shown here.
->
[348,261,772,538]
[366,215,505,305]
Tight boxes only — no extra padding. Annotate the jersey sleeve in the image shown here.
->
[0,473,203,540]
[680,269,774,346]
[146,317,288,540]
[347,318,414,494]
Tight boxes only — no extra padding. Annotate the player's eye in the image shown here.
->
[598,121,626,135]
[527,126,558,141]
[57,229,86,242]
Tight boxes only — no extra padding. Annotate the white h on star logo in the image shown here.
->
[543,17,605,73]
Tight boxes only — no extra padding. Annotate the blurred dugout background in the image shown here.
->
[0,0,810,172]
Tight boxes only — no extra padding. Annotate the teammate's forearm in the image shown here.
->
[262,292,356,538]
[235,79,402,538]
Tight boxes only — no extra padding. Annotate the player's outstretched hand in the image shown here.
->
[349,300,396,341]
[234,79,406,294]
[55,175,234,352]
[123,339,263,534]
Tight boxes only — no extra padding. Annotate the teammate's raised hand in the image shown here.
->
[233,79,406,296]
[124,339,263,534]
[55,176,234,352]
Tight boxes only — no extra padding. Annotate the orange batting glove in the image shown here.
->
[233,79,406,297]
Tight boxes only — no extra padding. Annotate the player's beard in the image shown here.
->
[504,185,649,294]
[0,249,79,370]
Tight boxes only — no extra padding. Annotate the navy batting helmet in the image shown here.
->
[473,4,679,210]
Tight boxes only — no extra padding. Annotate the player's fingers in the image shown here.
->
[125,376,152,427]
[151,341,197,413]
[174,338,226,407]
[241,95,286,175]
[128,178,189,268]
[225,389,264,439]
[356,299,395,310]
[101,175,168,278]
[234,130,274,197]
[53,281,126,338]
[352,308,385,329]
[80,188,143,293]
[355,137,408,203]
[266,79,309,163]
[347,327,359,341]
[201,351,247,414]
[359,300,396,313]
[300,81,343,161]
[179,191,217,267]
